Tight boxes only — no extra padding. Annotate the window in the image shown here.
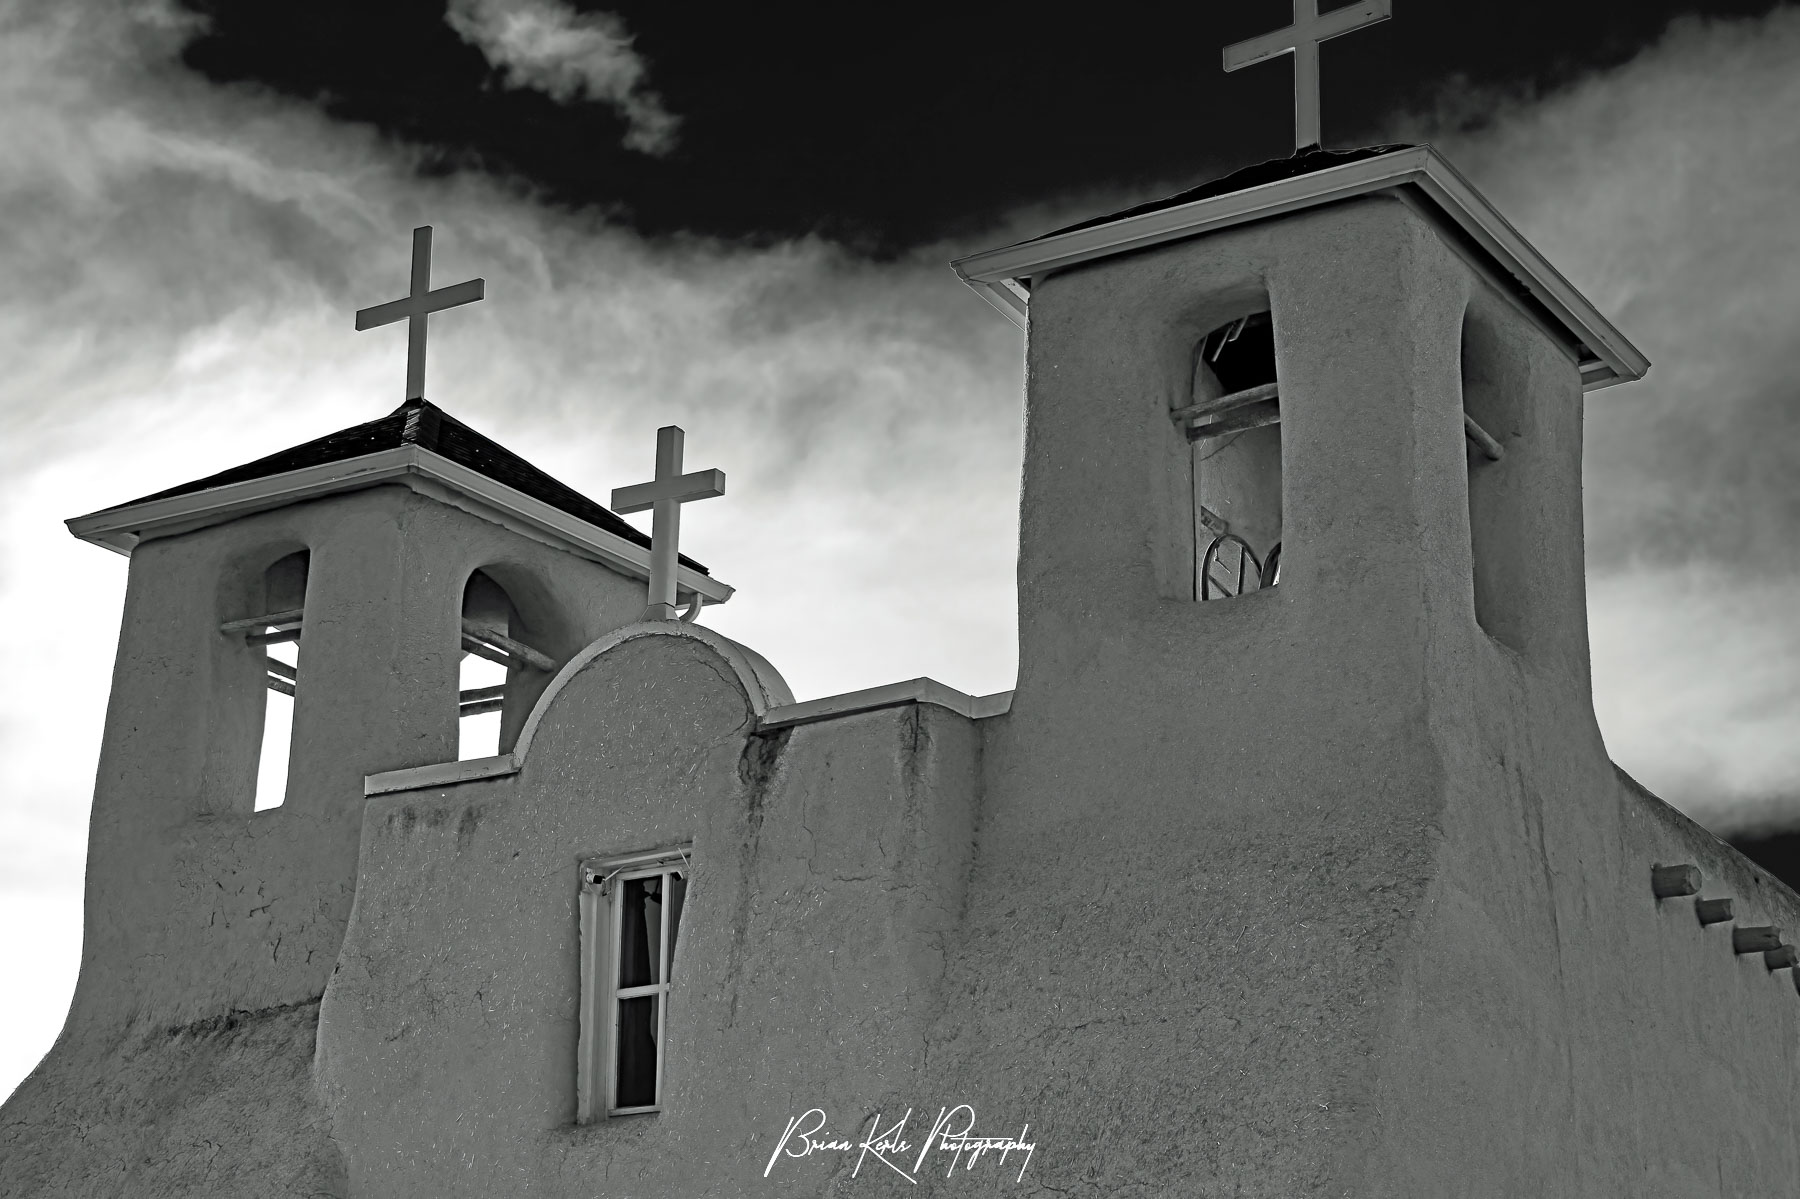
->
[1179,312,1282,599]
[220,550,308,811]
[577,846,690,1121]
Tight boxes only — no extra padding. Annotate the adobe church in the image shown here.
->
[7,8,1800,1194]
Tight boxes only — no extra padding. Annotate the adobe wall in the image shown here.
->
[0,1001,343,1197]
[1363,625,1800,1195]
[64,484,643,1027]
[0,484,645,1197]
[315,625,982,1197]
[918,198,1478,1195]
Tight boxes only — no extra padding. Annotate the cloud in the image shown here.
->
[1370,6,1800,829]
[444,0,680,155]
[1382,8,1800,576]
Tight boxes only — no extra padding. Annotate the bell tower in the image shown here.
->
[954,144,1646,710]
[59,396,734,1029]
[948,145,1653,1191]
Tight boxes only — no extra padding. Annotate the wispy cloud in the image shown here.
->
[444,0,680,155]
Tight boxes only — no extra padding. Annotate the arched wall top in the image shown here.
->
[363,621,796,796]
[511,620,793,765]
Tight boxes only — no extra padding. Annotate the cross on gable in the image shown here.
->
[611,426,726,622]
[1222,0,1392,153]
[354,226,486,401]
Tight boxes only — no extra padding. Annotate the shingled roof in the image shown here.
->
[1034,144,1416,243]
[950,142,1650,390]
[120,398,706,573]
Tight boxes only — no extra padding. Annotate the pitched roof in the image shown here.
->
[949,142,1649,391]
[113,398,706,573]
[1034,144,1415,242]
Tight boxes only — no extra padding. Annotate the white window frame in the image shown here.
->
[577,844,691,1122]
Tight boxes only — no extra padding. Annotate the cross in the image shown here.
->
[610,426,726,622]
[1222,0,1392,153]
[354,226,486,401]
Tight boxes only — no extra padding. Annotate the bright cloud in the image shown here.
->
[444,0,680,155]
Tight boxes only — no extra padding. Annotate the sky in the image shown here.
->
[2,0,1798,1101]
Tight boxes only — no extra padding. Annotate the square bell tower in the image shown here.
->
[953,144,1647,712]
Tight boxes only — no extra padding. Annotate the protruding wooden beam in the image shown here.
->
[1696,898,1734,926]
[220,608,305,634]
[1189,398,1282,441]
[264,658,297,682]
[461,621,557,672]
[1170,380,1279,424]
[1734,926,1783,954]
[248,628,302,647]
[459,685,506,704]
[1463,412,1504,461]
[1765,945,1798,971]
[265,676,296,698]
[1651,864,1702,899]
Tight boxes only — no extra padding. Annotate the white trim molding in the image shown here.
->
[65,444,734,605]
[949,144,1649,392]
[758,678,1014,731]
[577,843,692,1122]
[364,663,1014,796]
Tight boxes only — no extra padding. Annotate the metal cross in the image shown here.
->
[354,226,486,401]
[610,426,726,622]
[1222,0,1391,153]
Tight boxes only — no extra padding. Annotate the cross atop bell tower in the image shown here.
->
[354,225,486,401]
[1223,0,1392,151]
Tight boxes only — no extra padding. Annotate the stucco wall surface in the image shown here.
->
[14,191,1800,1199]
[1366,648,1800,1198]
[915,199,1478,1197]
[0,1001,342,1198]
[315,625,981,1197]
[0,484,643,1194]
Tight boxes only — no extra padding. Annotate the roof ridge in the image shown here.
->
[93,397,708,575]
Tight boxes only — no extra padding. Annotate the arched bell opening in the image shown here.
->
[457,565,570,759]
[1181,310,1283,600]
[213,545,312,812]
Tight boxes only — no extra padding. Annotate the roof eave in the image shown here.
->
[64,445,733,604]
[950,144,1648,392]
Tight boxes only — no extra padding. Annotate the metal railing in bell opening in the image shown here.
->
[1200,534,1282,600]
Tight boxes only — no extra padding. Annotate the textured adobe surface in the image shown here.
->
[10,193,1800,1198]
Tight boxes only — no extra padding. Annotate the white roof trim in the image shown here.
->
[949,144,1648,391]
[362,677,1016,796]
[758,678,1014,730]
[64,444,733,604]
[365,753,517,796]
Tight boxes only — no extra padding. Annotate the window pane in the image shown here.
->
[615,994,659,1108]
[666,871,687,979]
[618,876,662,988]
